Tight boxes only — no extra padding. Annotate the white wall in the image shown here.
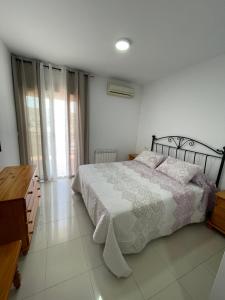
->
[0,39,19,166]
[136,54,225,187]
[89,76,141,162]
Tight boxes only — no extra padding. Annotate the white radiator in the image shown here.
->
[94,149,117,163]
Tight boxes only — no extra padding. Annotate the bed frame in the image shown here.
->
[151,135,225,187]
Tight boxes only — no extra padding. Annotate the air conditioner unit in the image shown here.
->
[107,81,135,98]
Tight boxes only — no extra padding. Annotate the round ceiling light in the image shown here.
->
[115,38,131,52]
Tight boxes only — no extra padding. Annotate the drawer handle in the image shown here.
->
[38,195,41,198]
[28,191,33,195]
[27,220,33,224]
[35,175,39,178]
[27,209,32,213]
[37,187,40,190]
[29,231,34,234]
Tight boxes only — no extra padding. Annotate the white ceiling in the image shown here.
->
[0,0,225,84]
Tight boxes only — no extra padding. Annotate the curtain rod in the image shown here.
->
[12,54,94,77]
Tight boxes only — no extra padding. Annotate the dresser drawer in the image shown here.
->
[26,180,41,221]
[26,190,35,219]
[0,165,38,254]
[27,193,40,241]
[25,178,36,208]
[27,191,39,220]
[26,190,36,209]
[25,192,32,208]
[28,221,34,235]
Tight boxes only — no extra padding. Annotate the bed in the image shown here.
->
[72,135,225,277]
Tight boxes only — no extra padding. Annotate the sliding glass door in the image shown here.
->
[40,64,76,179]
[12,56,89,181]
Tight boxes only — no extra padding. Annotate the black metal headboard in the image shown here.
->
[151,135,225,187]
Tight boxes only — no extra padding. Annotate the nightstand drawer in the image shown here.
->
[208,191,225,235]
[216,197,225,209]
[213,205,225,218]
[211,212,225,231]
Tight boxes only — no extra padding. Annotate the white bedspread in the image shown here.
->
[72,161,211,277]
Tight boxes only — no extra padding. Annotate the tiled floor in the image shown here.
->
[9,178,225,300]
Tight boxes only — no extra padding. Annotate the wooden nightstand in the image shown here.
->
[128,154,138,160]
[208,191,225,235]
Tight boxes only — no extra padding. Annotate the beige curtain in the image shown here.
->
[12,56,44,178]
[12,56,89,180]
[67,70,89,175]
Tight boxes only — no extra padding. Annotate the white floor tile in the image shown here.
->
[149,281,192,300]
[45,238,88,288]
[47,217,81,247]
[202,249,224,275]
[29,223,48,253]
[44,201,76,222]
[10,250,47,299]
[127,243,176,299]
[25,272,94,300]
[40,182,76,222]
[90,265,143,300]
[41,179,72,204]
[179,264,215,300]
[180,224,225,268]
[81,235,104,269]
[71,192,88,216]
[76,209,95,236]
[152,230,194,278]
[35,206,48,225]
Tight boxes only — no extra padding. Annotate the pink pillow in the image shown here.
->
[156,156,201,184]
[135,151,164,169]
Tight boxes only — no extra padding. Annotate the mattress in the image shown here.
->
[72,160,213,277]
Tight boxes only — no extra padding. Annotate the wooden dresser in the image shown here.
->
[0,166,40,254]
[208,191,225,235]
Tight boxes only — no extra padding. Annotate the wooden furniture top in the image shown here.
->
[0,240,22,300]
[128,153,138,160]
[216,191,225,200]
[0,165,37,202]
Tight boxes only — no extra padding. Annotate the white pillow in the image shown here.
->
[134,151,164,169]
[156,156,201,185]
